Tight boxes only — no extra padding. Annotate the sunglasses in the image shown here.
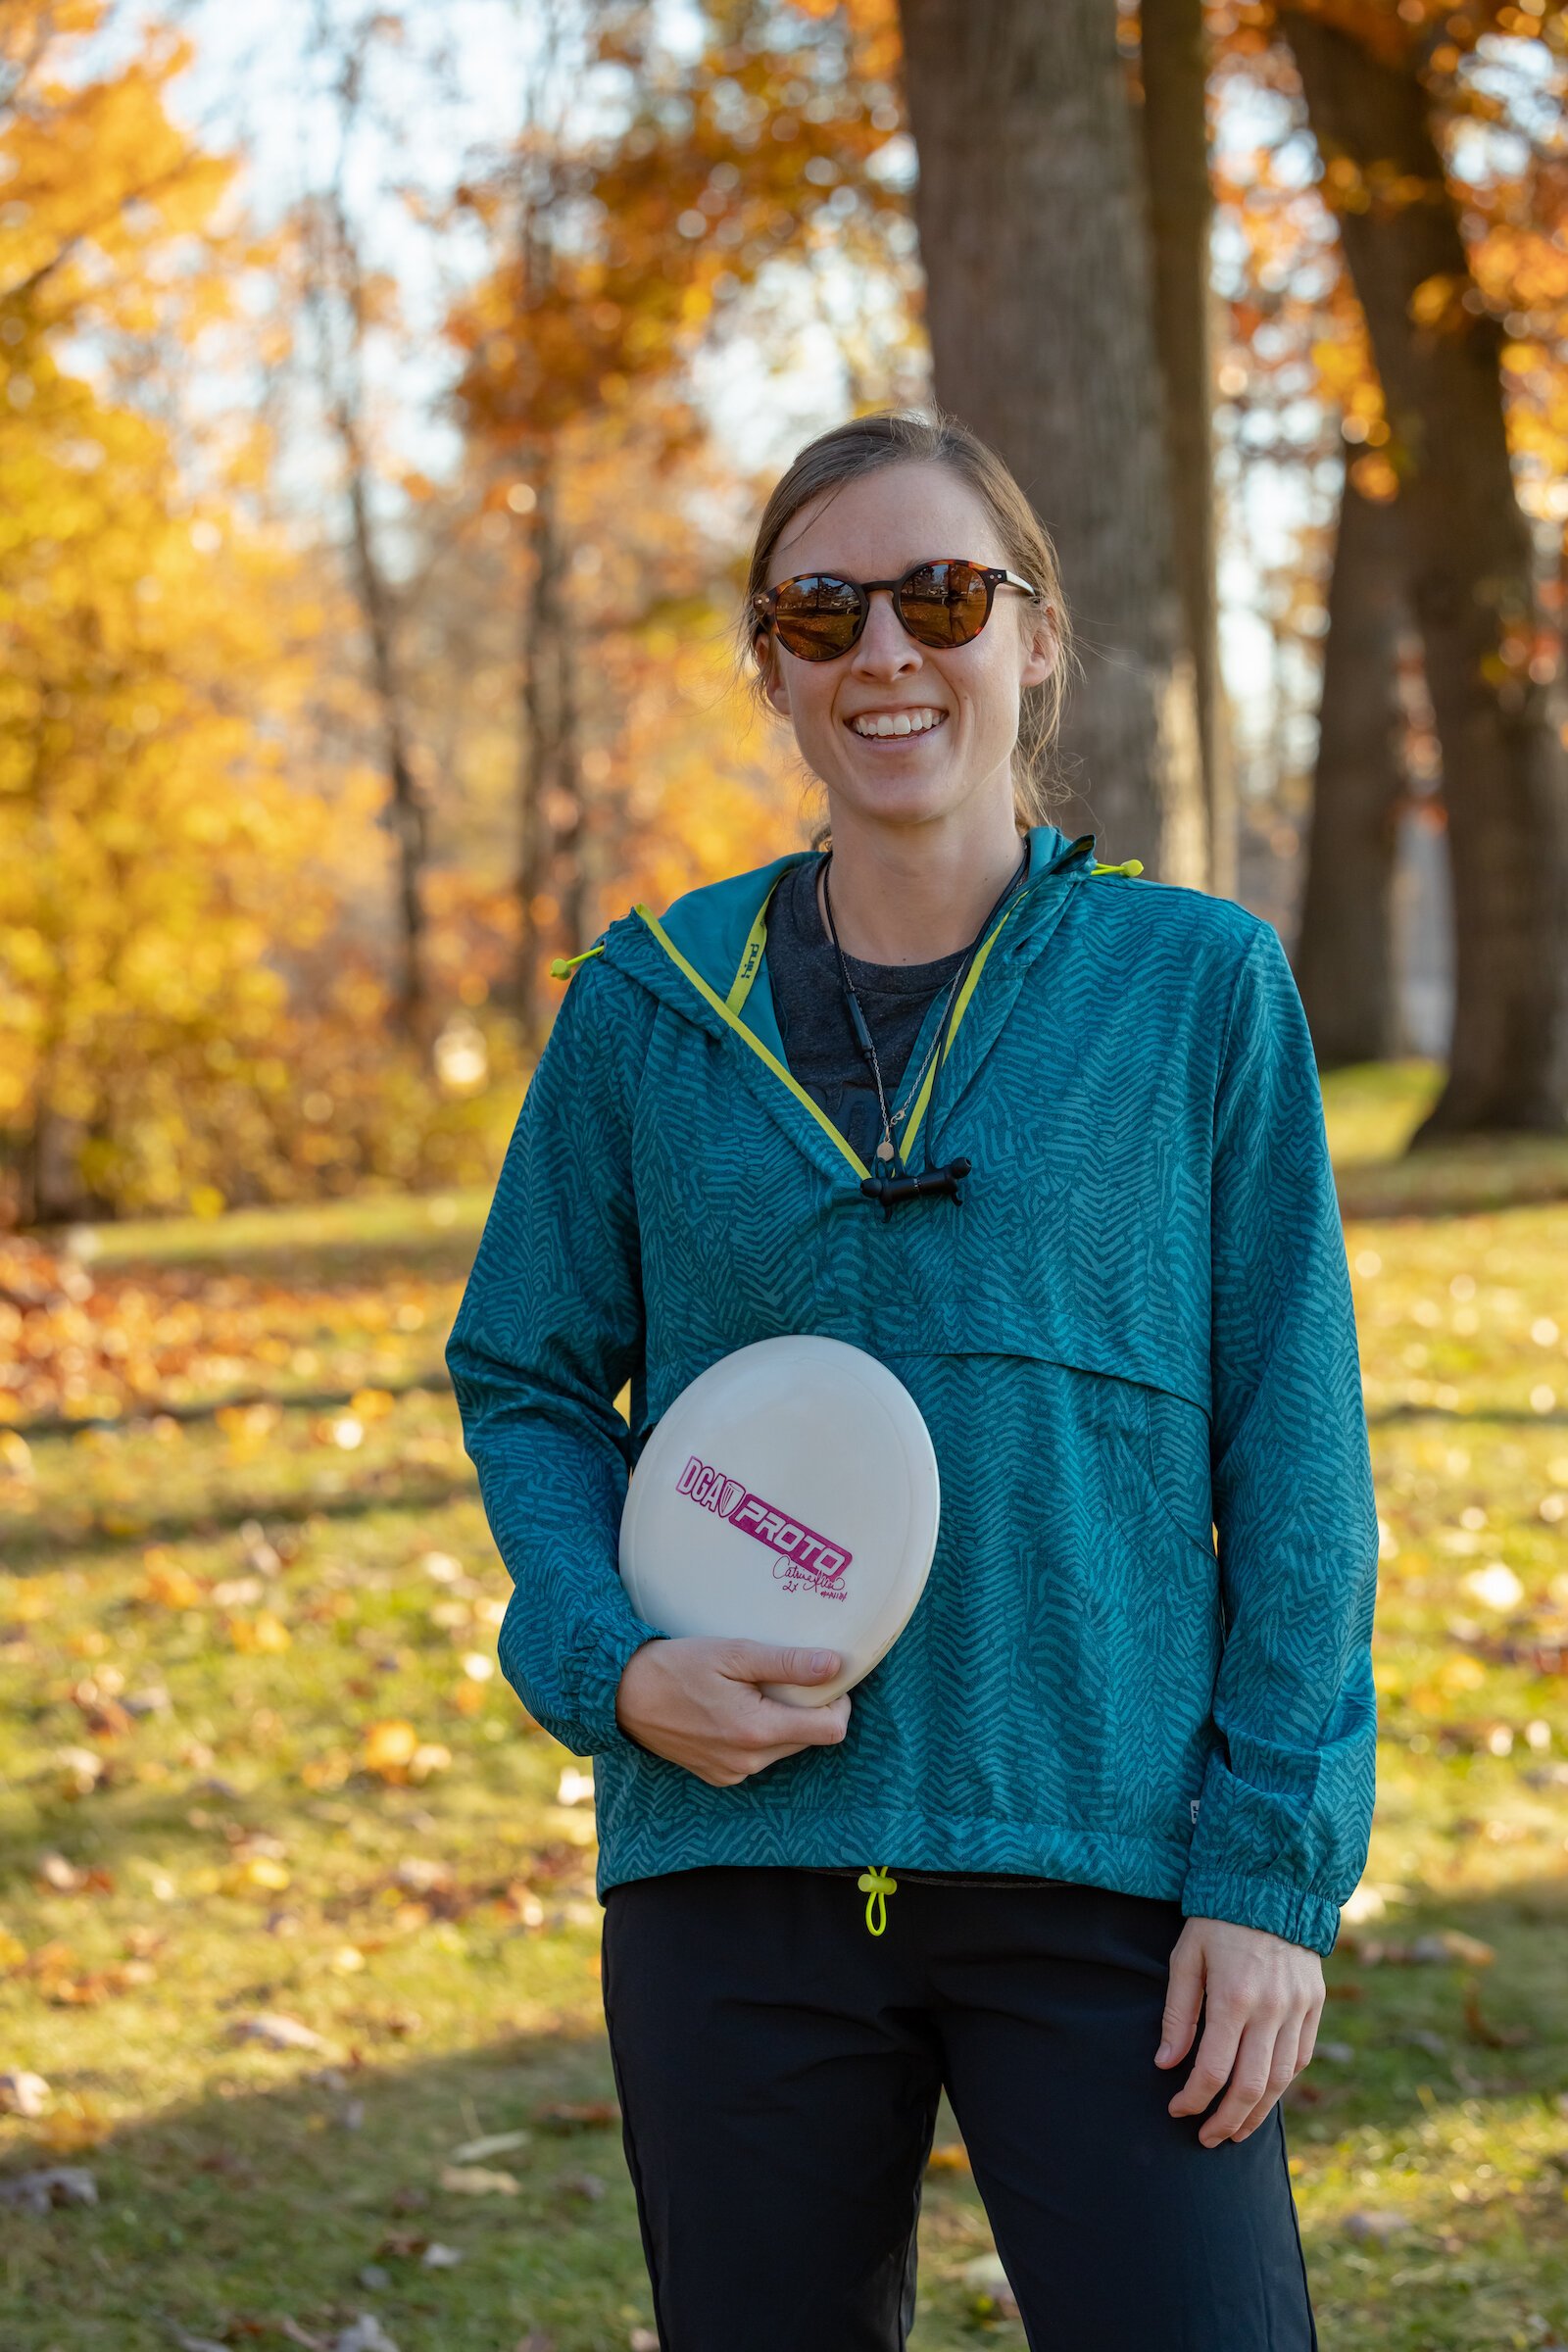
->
[752,557,1040,662]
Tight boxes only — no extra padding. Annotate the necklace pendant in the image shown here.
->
[875,1139,896,1163]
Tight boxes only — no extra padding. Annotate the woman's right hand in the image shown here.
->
[614,1638,851,1787]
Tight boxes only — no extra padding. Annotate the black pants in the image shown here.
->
[601,1868,1317,2352]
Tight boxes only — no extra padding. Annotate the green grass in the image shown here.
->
[3,1071,1568,2346]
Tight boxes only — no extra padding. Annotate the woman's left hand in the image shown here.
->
[1155,1916,1324,2146]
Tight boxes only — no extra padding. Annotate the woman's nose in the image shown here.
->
[852,590,921,675]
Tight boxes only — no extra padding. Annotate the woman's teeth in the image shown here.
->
[848,710,948,738]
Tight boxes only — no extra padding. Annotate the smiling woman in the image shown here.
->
[735,429,1077,980]
[447,405,1378,2352]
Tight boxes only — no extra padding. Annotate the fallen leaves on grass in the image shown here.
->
[561,2172,606,2201]
[55,1745,109,1796]
[1343,2209,1411,2241]
[35,1850,114,1894]
[960,2250,1019,2321]
[140,1551,206,1610]
[0,1236,451,1428]
[332,2319,401,2352]
[228,2011,339,2055]
[0,2165,97,2211]
[536,2101,617,2134]
[0,2070,49,2116]
[450,2128,532,2162]
[439,2163,521,2196]
[360,1719,451,1785]
[1462,1976,1533,2048]
[10,1938,157,2006]
[226,1610,293,1653]
[1339,1927,1496,1967]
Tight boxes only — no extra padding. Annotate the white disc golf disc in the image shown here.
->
[619,1336,939,1707]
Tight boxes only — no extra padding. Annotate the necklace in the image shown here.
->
[818,842,1029,1173]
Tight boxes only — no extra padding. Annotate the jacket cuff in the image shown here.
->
[1180,1869,1344,1956]
[499,1607,666,1757]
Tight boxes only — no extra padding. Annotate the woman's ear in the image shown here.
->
[1019,603,1058,694]
[755,627,790,716]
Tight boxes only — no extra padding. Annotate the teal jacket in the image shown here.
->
[445,823,1379,1954]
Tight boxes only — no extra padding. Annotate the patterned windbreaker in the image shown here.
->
[445,822,1379,1955]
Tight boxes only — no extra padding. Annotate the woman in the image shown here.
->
[446,408,1379,2351]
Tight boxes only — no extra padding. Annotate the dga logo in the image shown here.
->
[677,1455,850,1597]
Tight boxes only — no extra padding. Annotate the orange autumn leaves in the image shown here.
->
[0,1236,448,1429]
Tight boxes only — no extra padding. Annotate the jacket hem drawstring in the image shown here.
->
[858,1866,897,1936]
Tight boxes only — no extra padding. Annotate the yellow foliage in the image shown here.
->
[0,5,343,1220]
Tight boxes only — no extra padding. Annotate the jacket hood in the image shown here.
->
[640,822,1095,999]
[568,822,1124,1191]
[583,823,1103,1042]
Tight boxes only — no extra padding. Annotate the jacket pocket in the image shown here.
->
[1140,1384,1217,1563]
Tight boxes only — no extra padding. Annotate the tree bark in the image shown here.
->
[1280,8,1568,1136]
[1139,0,1233,896]
[515,455,586,1047]
[1295,439,1408,1065]
[338,416,428,1036]
[898,0,1207,883]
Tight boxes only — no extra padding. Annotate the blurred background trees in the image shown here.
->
[3,0,1568,1229]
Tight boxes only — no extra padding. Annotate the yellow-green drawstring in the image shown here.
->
[1091,858,1144,877]
[549,943,606,979]
[858,1866,898,1936]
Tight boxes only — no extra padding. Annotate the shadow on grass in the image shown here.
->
[1,1474,480,1577]
[1,1873,1566,2351]
[0,2020,649,2352]
[17,1378,456,1446]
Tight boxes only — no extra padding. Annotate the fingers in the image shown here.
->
[691,1691,852,1788]
[615,1637,850,1787]
[1220,1977,1323,2144]
[1221,2016,1303,2144]
[1166,1997,1244,2129]
[1154,1935,1204,2068]
[1162,1923,1325,2147]
[1170,2006,1308,2146]
[1186,2016,1281,2147]
[719,1641,842,1687]
[756,1692,852,1747]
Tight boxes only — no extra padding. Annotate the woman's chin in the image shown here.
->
[824,766,959,824]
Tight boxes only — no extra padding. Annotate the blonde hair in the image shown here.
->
[738,404,1080,844]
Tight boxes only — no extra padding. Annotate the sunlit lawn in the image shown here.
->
[2,1060,1566,2348]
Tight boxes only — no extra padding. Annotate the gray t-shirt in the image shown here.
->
[763,855,968,1167]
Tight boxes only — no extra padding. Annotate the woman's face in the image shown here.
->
[753,460,1058,835]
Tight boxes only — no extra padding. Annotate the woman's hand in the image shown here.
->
[615,1638,851,1787]
[1156,1917,1324,2146]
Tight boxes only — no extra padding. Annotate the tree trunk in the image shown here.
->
[1139,0,1233,896]
[516,455,586,1047]
[899,0,1207,883]
[340,430,428,1036]
[1295,438,1407,1065]
[1280,9,1568,1136]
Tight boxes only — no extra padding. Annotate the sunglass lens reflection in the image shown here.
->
[772,575,862,659]
[898,562,990,648]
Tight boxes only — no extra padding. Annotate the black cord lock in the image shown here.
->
[859,1155,973,1218]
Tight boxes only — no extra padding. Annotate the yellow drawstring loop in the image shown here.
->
[858,1866,898,1936]
[549,944,606,979]
[1091,858,1144,877]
